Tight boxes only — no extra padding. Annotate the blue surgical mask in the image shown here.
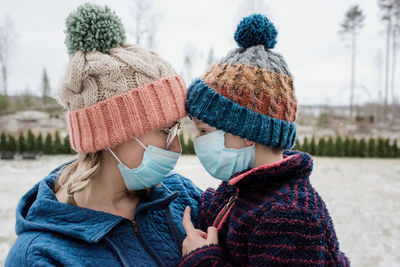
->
[194,130,255,181]
[108,138,180,190]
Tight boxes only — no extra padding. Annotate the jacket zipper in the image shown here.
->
[131,220,162,267]
[166,206,182,255]
[213,191,239,228]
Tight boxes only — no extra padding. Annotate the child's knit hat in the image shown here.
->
[186,14,297,149]
[58,3,186,153]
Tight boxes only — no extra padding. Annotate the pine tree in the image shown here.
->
[186,136,195,155]
[63,135,72,154]
[44,132,53,154]
[335,136,344,157]
[0,132,6,151]
[17,132,26,153]
[26,129,36,152]
[358,138,367,157]
[294,138,301,150]
[0,95,11,110]
[317,137,326,156]
[392,139,399,158]
[7,134,17,152]
[310,136,317,155]
[367,137,377,158]
[302,137,309,153]
[344,136,351,157]
[384,138,391,158]
[339,5,365,117]
[350,138,359,157]
[377,137,385,157]
[54,131,62,154]
[326,136,335,156]
[36,133,43,152]
[179,131,187,155]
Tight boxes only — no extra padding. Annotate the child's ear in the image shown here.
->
[245,139,255,147]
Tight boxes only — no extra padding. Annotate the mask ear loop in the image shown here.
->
[134,137,147,150]
[108,138,147,165]
[107,147,124,165]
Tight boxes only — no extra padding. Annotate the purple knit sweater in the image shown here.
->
[179,150,350,266]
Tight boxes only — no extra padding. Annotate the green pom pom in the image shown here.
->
[65,3,126,54]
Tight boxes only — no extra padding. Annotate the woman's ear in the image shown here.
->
[245,139,255,147]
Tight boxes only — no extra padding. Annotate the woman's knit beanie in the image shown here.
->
[58,3,186,153]
[186,14,297,149]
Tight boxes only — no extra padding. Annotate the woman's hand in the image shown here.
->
[182,206,219,256]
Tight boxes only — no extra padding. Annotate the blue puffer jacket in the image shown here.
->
[5,162,202,267]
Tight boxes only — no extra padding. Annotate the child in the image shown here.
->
[179,14,350,266]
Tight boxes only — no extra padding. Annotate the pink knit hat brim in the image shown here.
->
[68,75,187,153]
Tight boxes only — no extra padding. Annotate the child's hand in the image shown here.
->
[182,206,219,256]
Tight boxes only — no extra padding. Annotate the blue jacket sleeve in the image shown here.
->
[5,235,30,267]
[179,175,203,225]
[162,173,203,244]
[6,233,60,267]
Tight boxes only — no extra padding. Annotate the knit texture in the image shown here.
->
[186,14,297,149]
[234,14,278,49]
[65,3,126,54]
[58,4,187,153]
[179,150,350,266]
[67,75,186,153]
[186,79,297,149]
[59,44,179,111]
[202,61,296,121]
[179,245,226,267]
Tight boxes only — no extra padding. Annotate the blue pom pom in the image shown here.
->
[234,14,278,49]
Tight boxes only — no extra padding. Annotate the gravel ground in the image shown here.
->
[0,155,399,266]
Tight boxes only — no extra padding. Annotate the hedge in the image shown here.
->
[0,131,398,158]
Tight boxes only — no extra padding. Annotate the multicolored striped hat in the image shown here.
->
[186,14,297,149]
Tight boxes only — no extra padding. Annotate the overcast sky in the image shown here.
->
[0,0,392,105]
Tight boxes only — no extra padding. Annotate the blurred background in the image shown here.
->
[0,0,399,266]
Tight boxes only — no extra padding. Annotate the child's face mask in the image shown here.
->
[194,130,255,181]
[108,137,180,190]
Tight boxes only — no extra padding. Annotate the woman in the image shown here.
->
[6,3,201,267]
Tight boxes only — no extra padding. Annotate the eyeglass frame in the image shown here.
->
[164,121,181,149]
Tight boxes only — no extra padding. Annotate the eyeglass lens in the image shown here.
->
[166,123,180,149]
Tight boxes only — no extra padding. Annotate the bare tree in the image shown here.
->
[339,5,365,118]
[379,0,398,120]
[390,0,400,111]
[236,0,269,20]
[375,50,384,119]
[130,0,160,50]
[182,44,197,84]
[0,16,17,96]
[206,47,216,67]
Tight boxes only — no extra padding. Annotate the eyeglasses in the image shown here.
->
[164,121,181,149]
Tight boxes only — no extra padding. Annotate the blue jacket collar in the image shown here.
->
[15,161,179,243]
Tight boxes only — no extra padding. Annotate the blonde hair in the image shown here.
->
[55,151,102,205]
